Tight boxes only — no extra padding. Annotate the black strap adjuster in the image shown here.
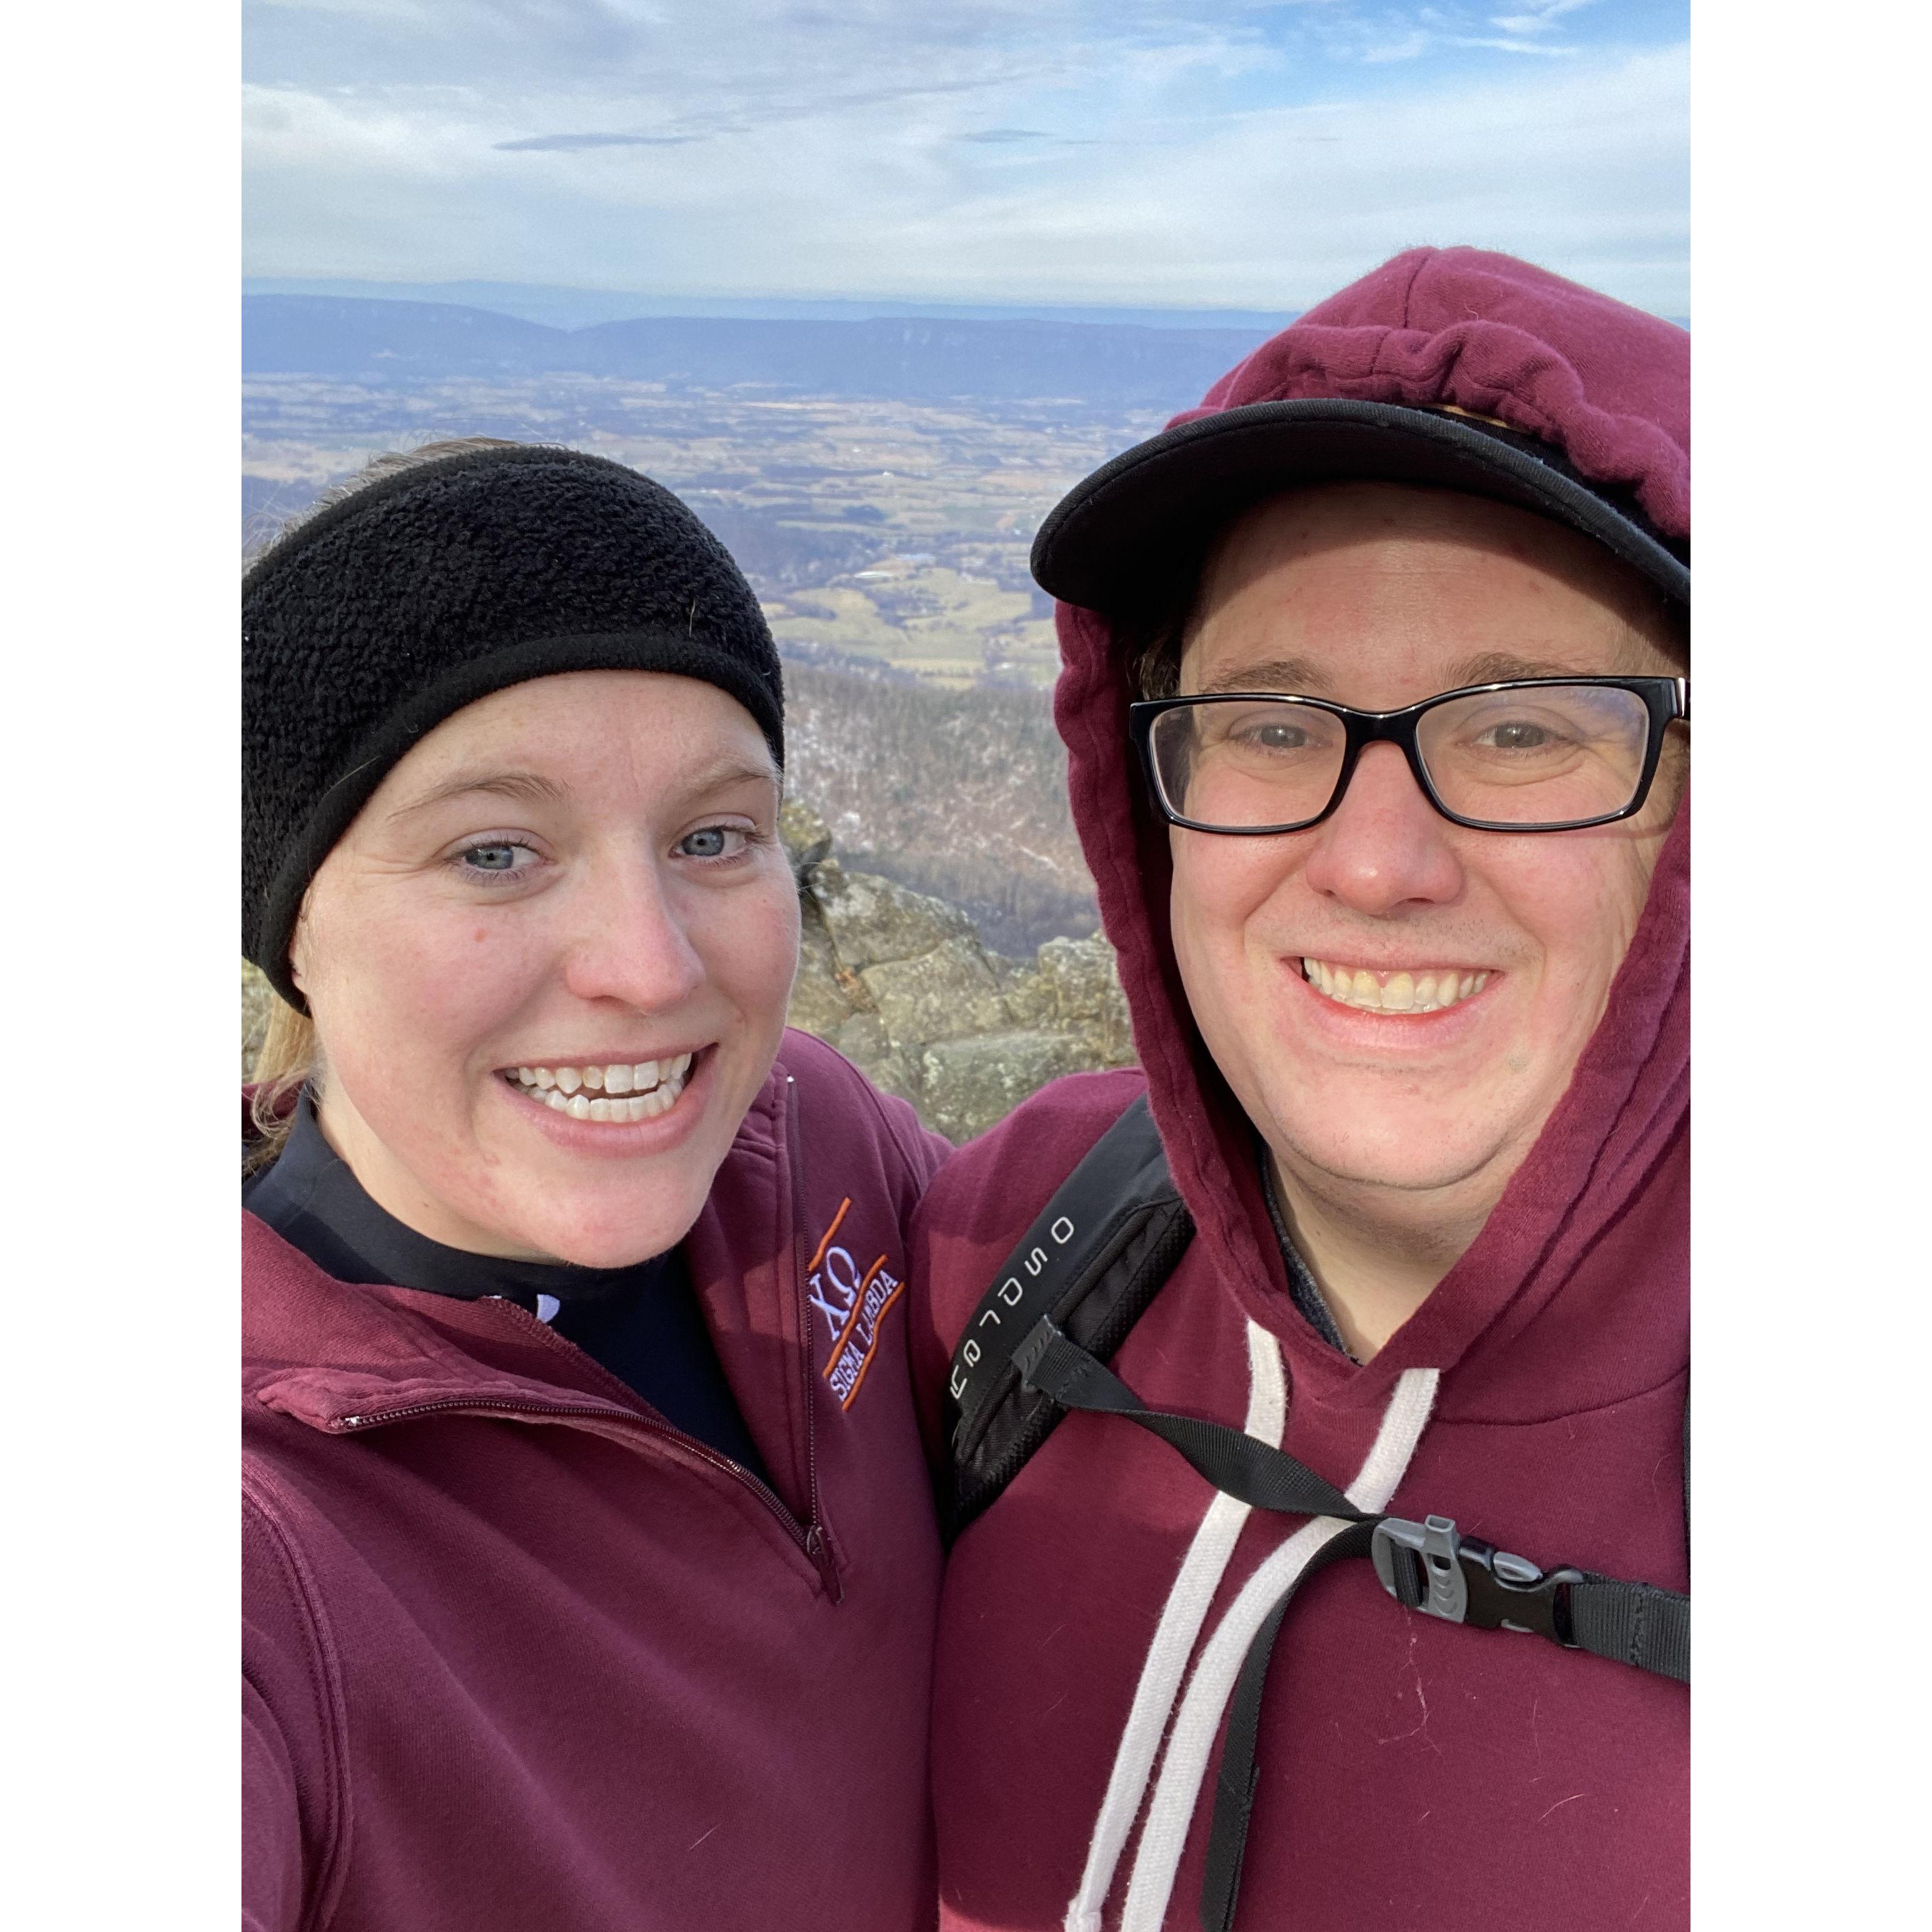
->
[1371,1515,1584,1645]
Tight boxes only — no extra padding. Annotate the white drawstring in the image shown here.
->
[1118,1367,1441,1932]
[1063,1323,1288,1932]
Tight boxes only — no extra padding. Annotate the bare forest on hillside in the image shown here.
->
[781,656,1092,955]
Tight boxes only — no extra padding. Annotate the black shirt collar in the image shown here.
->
[244,1090,669,1307]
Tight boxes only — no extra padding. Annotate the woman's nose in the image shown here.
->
[556,858,708,1012]
[1301,741,1465,915]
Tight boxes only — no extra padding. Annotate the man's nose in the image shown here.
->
[1300,742,1465,915]
[556,855,707,1012]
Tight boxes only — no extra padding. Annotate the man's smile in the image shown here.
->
[1298,958,1493,1014]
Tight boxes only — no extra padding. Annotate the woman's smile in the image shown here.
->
[499,1050,700,1122]
[490,1045,718,1164]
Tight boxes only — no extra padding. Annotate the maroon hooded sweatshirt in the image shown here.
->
[245,1029,949,1931]
[908,250,1690,1931]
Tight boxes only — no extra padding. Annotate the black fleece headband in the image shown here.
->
[243,445,785,1009]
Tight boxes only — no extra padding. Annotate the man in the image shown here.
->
[908,248,1689,1931]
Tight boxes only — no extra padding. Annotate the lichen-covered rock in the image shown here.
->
[830,1012,920,1107]
[242,960,277,1079]
[812,864,977,973]
[862,937,1010,1048]
[780,796,834,883]
[1034,934,1134,1059]
[994,934,1133,1062]
[786,896,858,1037]
[918,1030,1092,1144]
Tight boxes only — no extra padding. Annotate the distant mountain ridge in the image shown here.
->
[243,293,1272,405]
[243,277,1297,333]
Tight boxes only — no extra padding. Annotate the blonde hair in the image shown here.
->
[246,990,318,1173]
[244,435,527,1171]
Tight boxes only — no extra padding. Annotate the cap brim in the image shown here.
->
[1030,399,1689,619]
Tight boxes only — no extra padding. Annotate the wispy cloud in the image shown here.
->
[496,132,710,151]
[1491,1,1599,31]
[1454,36,1579,55]
[1363,32,1430,63]
[243,1,1687,313]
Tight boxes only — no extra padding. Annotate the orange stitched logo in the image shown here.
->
[806,1198,905,1411]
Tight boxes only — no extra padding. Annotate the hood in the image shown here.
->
[1049,246,1689,1406]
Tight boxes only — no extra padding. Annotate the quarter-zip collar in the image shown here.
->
[245,1057,842,1595]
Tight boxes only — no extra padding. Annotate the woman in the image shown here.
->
[243,440,948,1931]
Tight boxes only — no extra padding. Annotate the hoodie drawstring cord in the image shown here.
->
[1063,1322,1289,1932]
[1117,1368,1440,1932]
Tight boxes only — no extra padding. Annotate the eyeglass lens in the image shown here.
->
[1148,684,1654,830]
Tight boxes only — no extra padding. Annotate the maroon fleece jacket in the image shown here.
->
[244,1029,948,1932]
[908,250,1690,1931]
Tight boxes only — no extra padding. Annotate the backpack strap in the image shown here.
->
[1011,1314,1690,1932]
[945,1092,1194,1537]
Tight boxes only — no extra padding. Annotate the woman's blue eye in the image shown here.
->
[462,843,525,873]
[679,827,731,858]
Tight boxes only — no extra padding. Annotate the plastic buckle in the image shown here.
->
[1371,1515,1583,1644]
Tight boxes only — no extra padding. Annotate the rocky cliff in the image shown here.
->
[240,798,1137,1146]
[776,799,1135,1141]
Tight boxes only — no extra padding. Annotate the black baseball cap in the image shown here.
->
[1030,398,1690,623]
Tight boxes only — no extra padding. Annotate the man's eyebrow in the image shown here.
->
[1191,656,1334,696]
[388,770,569,820]
[1448,651,1588,686]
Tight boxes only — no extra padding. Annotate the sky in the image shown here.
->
[243,0,1689,317]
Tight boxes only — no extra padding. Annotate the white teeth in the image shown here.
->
[1302,959,1493,1014]
[513,1059,693,1122]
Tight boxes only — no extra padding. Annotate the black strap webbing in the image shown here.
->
[1014,1318,1361,1523]
[1200,1521,1375,1932]
[1018,1313,1689,1679]
[1570,1575,1692,1682]
[1015,1314,1689,1930]
[945,1094,1193,1535]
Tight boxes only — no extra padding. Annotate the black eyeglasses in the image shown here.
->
[1131,676,1689,835]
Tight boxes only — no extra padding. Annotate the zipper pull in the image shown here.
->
[805,1523,843,1603]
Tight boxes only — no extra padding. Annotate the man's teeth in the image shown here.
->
[507,1055,695,1122]
[1301,960,1490,1014]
